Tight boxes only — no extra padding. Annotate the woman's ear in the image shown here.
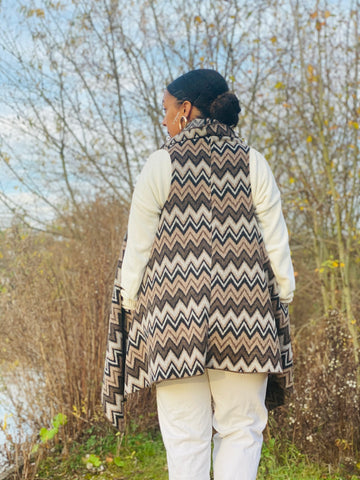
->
[183,100,202,121]
[182,100,192,117]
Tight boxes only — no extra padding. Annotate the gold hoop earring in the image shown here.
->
[179,115,188,130]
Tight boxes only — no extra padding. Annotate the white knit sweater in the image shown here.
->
[121,147,295,309]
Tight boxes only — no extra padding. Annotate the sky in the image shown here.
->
[0,0,165,228]
[0,0,357,228]
[0,0,83,228]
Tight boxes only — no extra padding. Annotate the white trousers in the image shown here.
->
[156,370,268,480]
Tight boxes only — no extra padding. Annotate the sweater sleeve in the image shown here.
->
[249,148,295,303]
[120,149,172,310]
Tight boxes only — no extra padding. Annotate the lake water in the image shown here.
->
[0,375,32,472]
[0,381,15,471]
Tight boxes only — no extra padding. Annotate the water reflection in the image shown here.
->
[0,373,33,472]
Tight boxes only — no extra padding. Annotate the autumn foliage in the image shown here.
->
[0,0,359,476]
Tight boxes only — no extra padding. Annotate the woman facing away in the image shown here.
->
[103,69,295,480]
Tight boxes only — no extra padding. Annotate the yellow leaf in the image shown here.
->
[289,177,295,184]
[194,15,202,24]
[307,64,314,75]
[274,81,284,89]
[72,405,80,418]
[2,415,7,431]
[28,8,45,18]
[2,414,12,431]
[310,11,318,19]
[349,121,359,129]
[307,135,312,143]
[0,252,3,259]
[270,36,277,43]
[324,10,331,18]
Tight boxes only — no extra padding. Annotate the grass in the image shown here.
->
[257,438,358,480]
[34,424,168,480]
[31,423,358,480]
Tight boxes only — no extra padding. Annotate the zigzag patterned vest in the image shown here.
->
[123,119,293,408]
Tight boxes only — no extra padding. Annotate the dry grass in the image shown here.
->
[0,199,128,441]
[0,199,359,478]
[272,311,360,468]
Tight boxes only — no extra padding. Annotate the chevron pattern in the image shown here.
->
[101,240,131,429]
[102,119,293,427]
[123,119,293,409]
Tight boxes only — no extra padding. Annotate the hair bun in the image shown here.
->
[209,91,241,127]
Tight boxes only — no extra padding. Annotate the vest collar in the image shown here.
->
[164,118,238,149]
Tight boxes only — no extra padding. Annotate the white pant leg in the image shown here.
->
[208,370,268,480]
[156,374,212,480]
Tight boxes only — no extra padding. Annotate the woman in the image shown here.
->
[102,69,295,480]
